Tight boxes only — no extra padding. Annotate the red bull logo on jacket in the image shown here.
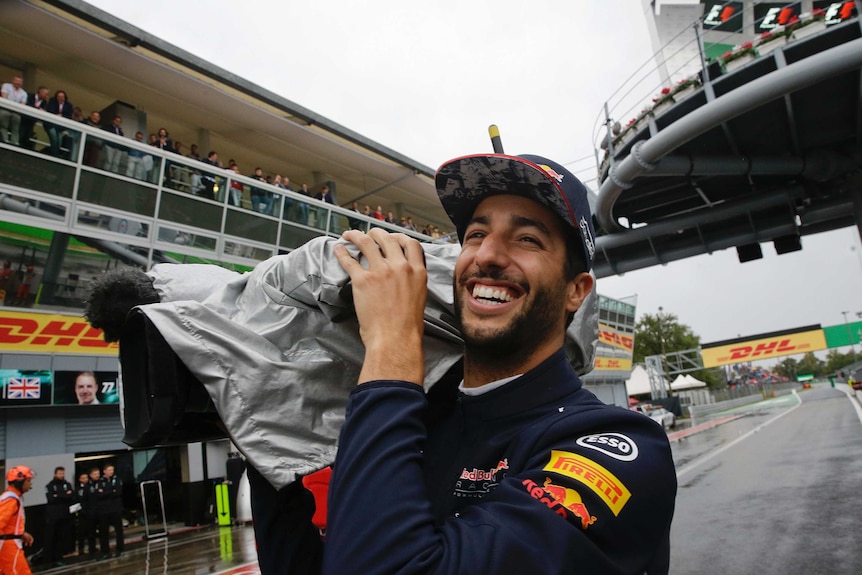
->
[459,459,508,481]
[521,478,596,530]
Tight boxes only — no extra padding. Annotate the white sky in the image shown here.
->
[87,0,862,347]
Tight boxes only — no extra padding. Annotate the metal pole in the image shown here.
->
[842,311,857,362]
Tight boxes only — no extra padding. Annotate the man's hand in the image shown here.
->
[334,229,427,386]
[22,532,33,547]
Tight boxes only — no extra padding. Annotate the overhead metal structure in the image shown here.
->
[593,15,862,278]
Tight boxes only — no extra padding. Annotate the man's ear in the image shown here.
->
[565,272,594,314]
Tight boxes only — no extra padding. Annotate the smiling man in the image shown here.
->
[320,153,678,575]
[74,371,100,405]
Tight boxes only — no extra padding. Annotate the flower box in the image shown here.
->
[757,34,787,56]
[651,98,675,117]
[723,52,757,72]
[671,85,698,102]
[791,19,827,41]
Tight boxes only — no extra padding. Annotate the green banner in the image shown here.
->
[823,321,862,348]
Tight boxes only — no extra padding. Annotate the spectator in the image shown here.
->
[385,210,396,224]
[125,132,149,180]
[200,150,219,201]
[95,464,123,559]
[102,115,125,173]
[372,205,385,220]
[154,128,173,153]
[71,106,83,122]
[294,183,311,224]
[0,75,27,146]
[43,466,74,567]
[0,466,35,575]
[362,204,372,218]
[314,185,335,229]
[147,133,157,146]
[348,201,363,230]
[404,216,417,232]
[19,85,48,149]
[45,90,73,157]
[81,111,103,167]
[228,164,244,207]
[188,143,200,160]
[249,167,269,213]
[16,265,35,300]
[75,371,100,405]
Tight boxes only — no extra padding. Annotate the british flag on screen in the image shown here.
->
[5,377,41,399]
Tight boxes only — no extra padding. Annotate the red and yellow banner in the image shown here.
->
[0,310,116,354]
[701,329,826,367]
[598,324,634,352]
[593,357,633,371]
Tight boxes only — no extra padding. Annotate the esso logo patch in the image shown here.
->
[575,433,638,462]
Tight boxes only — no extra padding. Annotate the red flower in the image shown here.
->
[660,87,671,95]
[760,31,772,40]
[721,50,733,60]
[740,41,753,50]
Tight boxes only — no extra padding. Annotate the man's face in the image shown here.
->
[113,116,121,126]
[135,132,144,142]
[11,76,22,89]
[103,466,114,479]
[78,474,88,484]
[75,374,98,404]
[38,88,49,100]
[454,195,581,367]
[89,469,100,481]
[90,112,100,124]
[55,469,65,481]
[21,478,31,493]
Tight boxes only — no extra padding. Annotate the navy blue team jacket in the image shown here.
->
[323,349,677,575]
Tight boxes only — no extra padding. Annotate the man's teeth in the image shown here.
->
[472,285,514,304]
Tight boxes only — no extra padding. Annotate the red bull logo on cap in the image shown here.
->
[538,164,564,183]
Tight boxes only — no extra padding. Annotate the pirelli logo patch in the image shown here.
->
[543,450,631,515]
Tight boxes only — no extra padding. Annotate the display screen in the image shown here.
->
[812,1,858,24]
[703,2,745,33]
[52,370,120,405]
[754,3,802,33]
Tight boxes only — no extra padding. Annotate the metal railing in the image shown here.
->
[592,1,859,179]
[0,97,434,270]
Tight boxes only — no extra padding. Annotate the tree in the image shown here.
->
[797,352,825,378]
[633,311,700,364]
[633,311,722,387]
[824,349,855,374]
[773,357,799,380]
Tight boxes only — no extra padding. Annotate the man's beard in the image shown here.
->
[454,272,567,374]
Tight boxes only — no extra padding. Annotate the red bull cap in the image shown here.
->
[435,154,596,271]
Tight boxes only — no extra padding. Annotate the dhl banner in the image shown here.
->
[0,310,116,355]
[701,328,826,368]
[598,324,634,352]
[593,357,633,371]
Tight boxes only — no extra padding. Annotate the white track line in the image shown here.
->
[677,390,802,478]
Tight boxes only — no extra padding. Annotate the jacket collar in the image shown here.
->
[458,348,581,420]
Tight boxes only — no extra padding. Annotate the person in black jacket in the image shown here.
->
[82,467,101,558]
[95,464,124,559]
[73,472,91,557]
[42,466,74,567]
[45,89,73,157]
[324,153,677,575]
[18,85,48,149]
